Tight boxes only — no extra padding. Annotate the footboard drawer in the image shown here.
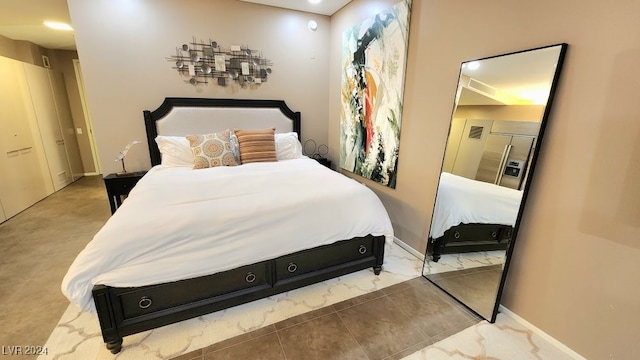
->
[115,261,270,319]
[275,237,374,282]
[447,224,505,243]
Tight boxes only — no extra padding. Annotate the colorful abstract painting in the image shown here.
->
[340,0,411,188]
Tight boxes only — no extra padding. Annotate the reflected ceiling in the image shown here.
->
[458,47,562,106]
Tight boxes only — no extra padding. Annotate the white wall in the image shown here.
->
[67,0,330,175]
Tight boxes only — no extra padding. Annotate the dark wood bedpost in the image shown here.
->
[428,237,445,262]
[373,236,385,275]
[93,285,123,354]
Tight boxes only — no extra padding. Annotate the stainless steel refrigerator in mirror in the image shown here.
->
[422,44,568,322]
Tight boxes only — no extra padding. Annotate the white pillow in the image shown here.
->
[275,132,303,160]
[155,135,194,167]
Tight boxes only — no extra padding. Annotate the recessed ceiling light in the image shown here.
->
[466,61,480,70]
[44,21,73,31]
[309,0,321,4]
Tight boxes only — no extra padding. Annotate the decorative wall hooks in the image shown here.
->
[168,38,273,87]
[303,139,329,159]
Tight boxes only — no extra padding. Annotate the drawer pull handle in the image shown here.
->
[358,245,367,254]
[287,262,297,273]
[454,231,461,239]
[139,296,152,309]
[491,231,497,238]
[245,272,256,283]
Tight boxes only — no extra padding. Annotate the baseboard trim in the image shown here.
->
[499,305,585,359]
[393,236,425,261]
[84,172,100,176]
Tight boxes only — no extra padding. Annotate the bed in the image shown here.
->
[426,172,523,262]
[61,98,393,354]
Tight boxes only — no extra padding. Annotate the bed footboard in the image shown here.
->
[428,224,512,262]
[92,235,385,354]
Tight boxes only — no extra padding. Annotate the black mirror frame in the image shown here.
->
[423,43,569,323]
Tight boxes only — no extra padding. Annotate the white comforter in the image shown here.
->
[62,158,394,313]
[429,172,523,239]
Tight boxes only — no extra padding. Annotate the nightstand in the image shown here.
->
[103,171,147,214]
[315,157,332,169]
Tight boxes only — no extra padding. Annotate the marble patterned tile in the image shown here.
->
[422,250,506,276]
[402,313,576,360]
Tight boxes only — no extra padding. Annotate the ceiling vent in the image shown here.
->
[468,126,483,139]
[468,78,497,97]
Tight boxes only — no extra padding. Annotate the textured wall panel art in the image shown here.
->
[340,0,411,188]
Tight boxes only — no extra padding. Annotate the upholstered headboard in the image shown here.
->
[143,98,301,166]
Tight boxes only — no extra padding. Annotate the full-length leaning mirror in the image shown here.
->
[422,43,568,322]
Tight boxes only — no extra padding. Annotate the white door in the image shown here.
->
[0,56,49,218]
[49,70,84,181]
[23,63,72,191]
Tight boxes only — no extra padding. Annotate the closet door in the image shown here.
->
[24,63,72,191]
[0,57,49,218]
[49,71,84,181]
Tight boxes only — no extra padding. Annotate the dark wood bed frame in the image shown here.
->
[426,223,512,262]
[92,98,385,354]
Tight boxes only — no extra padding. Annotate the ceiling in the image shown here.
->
[239,0,352,16]
[0,0,351,51]
[0,0,75,50]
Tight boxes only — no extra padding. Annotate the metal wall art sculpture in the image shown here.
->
[168,38,273,87]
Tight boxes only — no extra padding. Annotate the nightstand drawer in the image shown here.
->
[103,171,147,214]
[105,177,138,194]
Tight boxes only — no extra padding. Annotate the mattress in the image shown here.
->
[62,158,394,313]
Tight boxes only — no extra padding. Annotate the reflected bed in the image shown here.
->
[427,172,522,261]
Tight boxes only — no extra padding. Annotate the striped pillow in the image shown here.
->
[234,128,277,164]
[186,130,238,169]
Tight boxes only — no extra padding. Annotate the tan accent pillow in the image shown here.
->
[234,128,277,164]
[186,130,238,169]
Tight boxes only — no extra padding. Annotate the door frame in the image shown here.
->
[73,59,101,175]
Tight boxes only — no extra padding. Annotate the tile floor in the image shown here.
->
[0,176,111,360]
[426,265,503,319]
[170,277,481,360]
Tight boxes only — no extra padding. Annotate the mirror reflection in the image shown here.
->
[422,44,567,321]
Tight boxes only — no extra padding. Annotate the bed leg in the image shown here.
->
[430,237,444,262]
[106,339,123,354]
[374,265,382,275]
